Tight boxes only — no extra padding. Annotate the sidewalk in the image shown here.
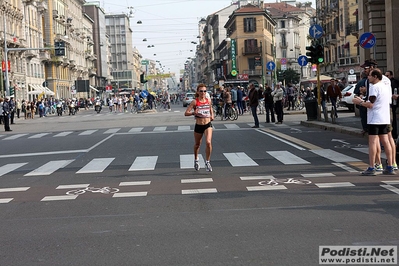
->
[284,108,365,138]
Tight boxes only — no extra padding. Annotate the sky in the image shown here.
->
[100,0,316,78]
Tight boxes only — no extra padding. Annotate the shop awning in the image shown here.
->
[27,84,55,95]
[90,85,99,92]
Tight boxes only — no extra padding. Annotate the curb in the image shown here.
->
[300,120,366,138]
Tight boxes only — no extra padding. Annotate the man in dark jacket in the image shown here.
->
[248,83,259,128]
[263,85,275,123]
[385,70,399,139]
[2,97,12,131]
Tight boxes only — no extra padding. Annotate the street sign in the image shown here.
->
[348,74,357,82]
[298,55,308,66]
[359,32,376,49]
[266,61,276,71]
[309,24,323,39]
[231,69,238,76]
[141,60,149,65]
[281,65,287,71]
[280,58,287,65]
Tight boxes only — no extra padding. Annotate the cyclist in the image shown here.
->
[184,83,214,172]
[223,86,232,120]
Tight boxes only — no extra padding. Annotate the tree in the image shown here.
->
[284,68,300,84]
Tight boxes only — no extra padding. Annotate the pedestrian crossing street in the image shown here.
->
[0,148,366,177]
[0,124,273,141]
[1,179,398,204]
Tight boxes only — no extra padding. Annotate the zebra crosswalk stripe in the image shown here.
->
[103,128,121,134]
[0,163,28,176]
[128,127,144,132]
[180,154,205,169]
[29,133,50,139]
[76,158,115,174]
[311,149,360,162]
[24,160,74,176]
[3,134,27,140]
[223,152,258,167]
[54,131,73,137]
[129,156,158,171]
[79,130,98,136]
[267,150,310,165]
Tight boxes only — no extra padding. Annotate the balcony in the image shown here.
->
[242,69,262,76]
[62,58,70,66]
[69,60,76,68]
[53,10,58,19]
[325,34,338,45]
[346,23,359,37]
[39,50,50,62]
[242,46,261,55]
[89,68,97,77]
[25,50,37,59]
[279,42,288,48]
[85,50,92,59]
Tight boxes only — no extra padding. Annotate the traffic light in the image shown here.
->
[315,43,324,64]
[306,43,317,64]
[54,41,66,56]
[9,87,14,97]
[306,40,324,65]
[140,73,147,83]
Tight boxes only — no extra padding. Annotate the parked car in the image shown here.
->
[339,84,356,111]
[183,92,196,107]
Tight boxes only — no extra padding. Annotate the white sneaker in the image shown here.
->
[205,161,212,172]
[194,160,200,171]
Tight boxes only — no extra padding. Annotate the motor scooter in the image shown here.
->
[95,101,102,114]
[56,103,63,116]
[69,102,76,115]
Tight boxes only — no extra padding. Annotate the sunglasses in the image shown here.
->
[199,90,207,92]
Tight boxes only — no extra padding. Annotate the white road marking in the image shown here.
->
[56,184,90,189]
[240,176,274,181]
[128,127,144,132]
[112,192,148,198]
[0,198,13,203]
[181,178,213,183]
[267,151,310,165]
[24,160,74,176]
[380,184,399,195]
[382,181,399,185]
[178,126,191,131]
[0,187,30,193]
[332,162,358,172]
[246,185,287,191]
[224,124,240,129]
[182,188,217,194]
[41,195,78,201]
[28,133,50,139]
[153,126,167,131]
[79,130,98,135]
[3,134,28,140]
[223,152,258,167]
[0,163,28,176]
[311,149,360,162]
[54,131,73,137]
[119,181,151,186]
[315,182,355,188]
[129,156,158,171]
[180,154,205,169]
[301,173,336,178]
[76,158,115,174]
[103,128,121,134]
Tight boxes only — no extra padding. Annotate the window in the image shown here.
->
[281,20,285,29]
[244,17,256,33]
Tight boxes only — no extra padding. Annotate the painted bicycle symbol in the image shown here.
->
[66,187,119,195]
[258,178,312,186]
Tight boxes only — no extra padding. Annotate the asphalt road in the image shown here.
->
[0,105,398,266]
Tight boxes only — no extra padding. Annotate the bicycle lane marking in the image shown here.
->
[257,128,321,150]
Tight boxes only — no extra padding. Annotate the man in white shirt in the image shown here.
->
[353,69,395,175]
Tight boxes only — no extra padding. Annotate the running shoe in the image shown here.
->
[393,163,398,170]
[375,164,383,171]
[194,160,200,171]
[383,166,396,175]
[205,161,212,172]
[361,167,376,176]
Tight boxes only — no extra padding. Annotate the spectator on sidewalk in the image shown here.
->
[248,83,259,128]
[263,85,275,123]
[272,83,284,124]
[327,79,342,118]
[385,70,399,139]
